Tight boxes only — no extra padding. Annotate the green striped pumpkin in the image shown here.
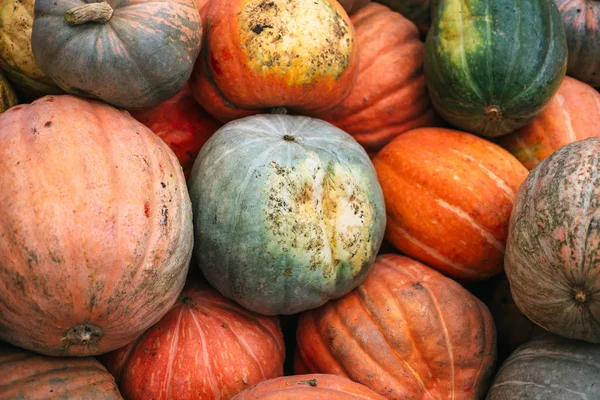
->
[424,0,568,137]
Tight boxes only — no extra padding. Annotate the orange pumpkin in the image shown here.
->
[295,254,497,400]
[0,95,193,356]
[189,0,359,122]
[101,280,284,400]
[497,76,600,170]
[0,341,123,399]
[316,3,438,155]
[232,374,387,399]
[372,127,528,279]
[129,83,222,178]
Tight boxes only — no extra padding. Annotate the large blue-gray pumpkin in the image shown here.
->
[188,114,386,315]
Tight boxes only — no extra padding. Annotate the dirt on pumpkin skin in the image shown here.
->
[238,0,353,84]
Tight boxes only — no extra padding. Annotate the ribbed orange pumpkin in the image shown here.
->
[497,76,600,170]
[129,83,222,178]
[0,341,123,399]
[100,279,285,400]
[294,254,497,400]
[232,374,387,399]
[372,127,528,280]
[0,95,193,356]
[315,3,437,155]
[189,0,359,122]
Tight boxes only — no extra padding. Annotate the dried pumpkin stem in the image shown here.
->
[270,107,288,115]
[65,1,114,25]
[485,105,502,121]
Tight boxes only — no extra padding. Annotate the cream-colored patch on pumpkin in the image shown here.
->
[238,0,353,85]
[263,156,374,279]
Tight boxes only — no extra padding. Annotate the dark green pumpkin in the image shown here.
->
[424,0,568,137]
[486,334,600,399]
[555,0,600,87]
[31,0,202,109]
[188,114,386,316]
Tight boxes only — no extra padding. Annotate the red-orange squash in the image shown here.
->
[231,374,387,399]
[0,95,193,356]
[372,127,528,280]
[189,0,359,122]
[129,83,222,178]
[0,341,123,399]
[100,280,285,400]
[294,254,497,400]
[315,3,437,155]
[497,76,600,170]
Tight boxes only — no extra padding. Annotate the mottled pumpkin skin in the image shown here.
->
[0,0,63,100]
[486,334,600,399]
[487,276,547,363]
[316,3,438,155]
[0,95,193,356]
[232,374,388,399]
[497,76,600,170]
[425,0,568,137]
[295,254,497,400]
[373,128,529,280]
[129,83,222,179]
[555,0,600,87]
[505,137,600,344]
[188,114,386,315]
[189,0,359,122]
[100,280,284,400]
[0,341,123,399]
[374,0,431,35]
[0,72,17,113]
[32,0,202,109]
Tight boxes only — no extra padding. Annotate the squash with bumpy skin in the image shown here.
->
[0,341,123,399]
[189,0,359,122]
[0,0,63,100]
[505,137,600,344]
[486,334,600,399]
[188,114,386,315]
[0,95,193,356]
[424,0,568,137]
[32,0,202,109]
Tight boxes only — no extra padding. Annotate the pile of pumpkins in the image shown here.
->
[0,0,599,398]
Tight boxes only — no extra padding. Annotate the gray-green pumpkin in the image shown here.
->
[486,334,600,399]
[188,114,386,315]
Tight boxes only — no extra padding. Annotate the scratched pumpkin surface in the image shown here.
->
[188,114,386,315]
[0,95,193,356]
[31,0,202,109]
[100,280,284,400]
[189,0,359,122]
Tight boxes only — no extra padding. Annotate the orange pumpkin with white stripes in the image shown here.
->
[294,254,497,399]
[100,279,285,400]
[372,128,528,280]
[496,76,600,170]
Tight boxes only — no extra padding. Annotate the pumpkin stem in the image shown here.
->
[574,289,587,304]
[65,1,114,25]
[62,323,104,348]
[485,105,502,121]
[270,107,288,115]
[283,135,295,141]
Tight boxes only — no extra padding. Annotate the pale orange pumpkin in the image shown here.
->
[0,95,193,356]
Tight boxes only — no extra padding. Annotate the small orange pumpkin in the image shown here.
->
[189,0,359,122]
[373,127,528,279]
[316,3,438,154]
[497,76,600,170]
